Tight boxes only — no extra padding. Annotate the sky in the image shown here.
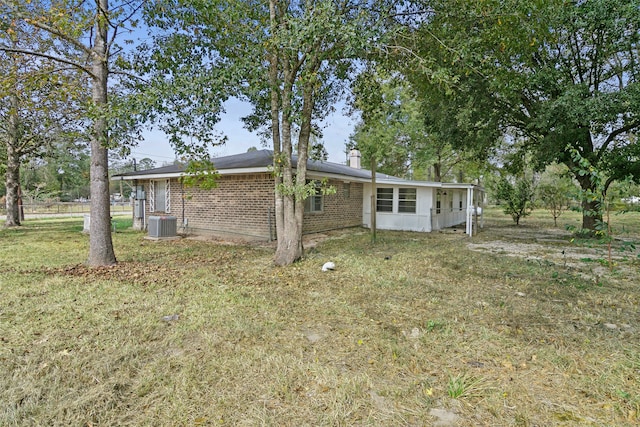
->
[130,97,358,166]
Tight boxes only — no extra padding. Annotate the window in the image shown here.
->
[459,200,463,210]
[304,181,323,213]
[436,192,441,214]
[343,182,351,198]
[150,179,170,213]
[376,188,393,212]
[398,188,417,213]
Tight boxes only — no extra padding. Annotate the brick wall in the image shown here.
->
[141,174,363,239]
[180,173,275,239]
[303,180,363,234]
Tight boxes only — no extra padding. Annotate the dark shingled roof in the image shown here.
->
[113,149,401,181]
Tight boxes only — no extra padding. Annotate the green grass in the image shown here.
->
[447,373,489,399]
[1,210,639,426]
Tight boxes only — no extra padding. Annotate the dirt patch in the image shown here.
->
[469,223,640,284]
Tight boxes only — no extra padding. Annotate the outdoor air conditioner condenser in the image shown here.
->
[147,216,177,238]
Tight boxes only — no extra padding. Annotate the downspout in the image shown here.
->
[133,178,137,224]
[181,180,186,233]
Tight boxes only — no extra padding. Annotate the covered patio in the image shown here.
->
[362,181,484,236]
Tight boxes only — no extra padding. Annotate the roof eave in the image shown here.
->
[112,166,273,181]
[306,171,372,183]
[111,172,184,181]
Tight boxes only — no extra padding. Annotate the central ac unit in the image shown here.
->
[148,216,177,238]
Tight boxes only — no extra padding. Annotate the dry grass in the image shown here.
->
[1,210,639,426]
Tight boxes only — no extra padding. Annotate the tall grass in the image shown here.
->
[1,211,639,426]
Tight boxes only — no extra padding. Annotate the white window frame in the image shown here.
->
[398,188,417,214]
[376,187,394,212]
[149,179,170,213]
[149,181,155,212]
[304,181,323,213]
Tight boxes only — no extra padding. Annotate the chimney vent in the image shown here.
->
[349,149,361,169]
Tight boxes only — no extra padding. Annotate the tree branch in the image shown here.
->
[0,45,96,79]
[596,120,640,162]
[5,8,94,57]
[105,1,147,54]
[111,0,146,33]
[110,69,149,83]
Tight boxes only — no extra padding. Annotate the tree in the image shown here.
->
[137,158,156,171]
[495,177,535,226]
[2,0,147,265]
[309,137,328,162]
[17,140,91,203]
[145,0,387,265]
[349,71,429,179]
[348,65,489,240]
[413,77,499,183]
[348,69,410,241]
[537,163,576,227]
[1,22,85,226]
[410,0,640,232]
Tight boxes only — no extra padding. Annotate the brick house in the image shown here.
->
[113,149,483,239]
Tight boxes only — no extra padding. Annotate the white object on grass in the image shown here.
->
[322,262,335,272]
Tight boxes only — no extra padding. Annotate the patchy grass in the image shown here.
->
[1,210,639,426]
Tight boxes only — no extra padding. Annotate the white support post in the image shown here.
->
[466,186,474,236]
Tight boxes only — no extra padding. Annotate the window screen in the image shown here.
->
[376,188,393,212]
[398,188,416,213]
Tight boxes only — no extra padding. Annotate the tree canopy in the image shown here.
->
[408,0,640,230]
[349,71,429,179]
[1,20,86,226]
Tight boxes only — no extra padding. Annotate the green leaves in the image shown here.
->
[349,70,432,178]
[495,176,535,225]
[404,0,640,230]
[180,159,220,191]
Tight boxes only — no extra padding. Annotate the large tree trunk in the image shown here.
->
[291,79,316,258]
[4,151,21,227]
[271,2,308,266]
[581,198,601,231]
[576,175,602,232]
[270,0,302,266]
[4,93,21,227]
[275,195,303,265]
[433,162,442,182]
[274,69,302,265]
[273,57,319,265]
[87,0,116,266]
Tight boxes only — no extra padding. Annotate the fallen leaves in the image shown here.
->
[39,262,186,287]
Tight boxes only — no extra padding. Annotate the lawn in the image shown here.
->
[1,210,638,426]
